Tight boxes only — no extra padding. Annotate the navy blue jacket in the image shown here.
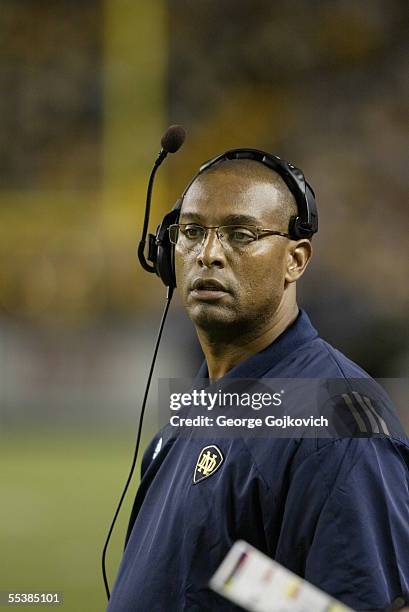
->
[107,310,409,611]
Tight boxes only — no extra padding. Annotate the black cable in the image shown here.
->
[101,286,174,600]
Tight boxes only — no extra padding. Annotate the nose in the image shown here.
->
[196,228,226,269]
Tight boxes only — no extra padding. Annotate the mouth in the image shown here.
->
[190,278,229,301]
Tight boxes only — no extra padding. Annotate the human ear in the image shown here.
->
[285,239,313,283]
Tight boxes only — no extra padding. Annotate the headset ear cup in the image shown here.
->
[156,240,175,288]
[154,206,181,288]
[288,215,305,240]
[305,184,318,235]
[289,216,314,240]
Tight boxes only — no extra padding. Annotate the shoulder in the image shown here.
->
[267,334,371,379]
[315,338,371,378]
[313,435,409,474]
[262,325,407,438]
[242,434,409,501]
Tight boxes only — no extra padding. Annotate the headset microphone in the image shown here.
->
[161,124,186,153]
[102,125,186,601]
[138,125,186,275]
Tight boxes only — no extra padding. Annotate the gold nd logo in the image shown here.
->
[198,451,217,476]
[193,445,224,484]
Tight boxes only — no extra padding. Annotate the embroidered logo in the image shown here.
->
[193,445,224,484]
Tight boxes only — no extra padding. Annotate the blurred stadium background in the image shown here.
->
[1,1,408,610]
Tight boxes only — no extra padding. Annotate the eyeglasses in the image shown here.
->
[168,223,290,251]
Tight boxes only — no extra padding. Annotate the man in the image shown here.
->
[107,155,409,611]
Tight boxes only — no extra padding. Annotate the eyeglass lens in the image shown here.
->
[169,224,259,250]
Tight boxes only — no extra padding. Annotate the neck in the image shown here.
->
[196,301,299,381]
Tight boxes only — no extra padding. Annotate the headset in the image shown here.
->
[140,146,318,290]
[102,127,318,600]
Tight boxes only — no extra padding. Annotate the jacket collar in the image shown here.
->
[195,309,318,381]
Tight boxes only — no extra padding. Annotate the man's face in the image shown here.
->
[175,165,296,336]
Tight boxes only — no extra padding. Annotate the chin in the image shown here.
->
[188,303,238,331]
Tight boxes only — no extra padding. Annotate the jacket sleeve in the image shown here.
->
[274,436,409,611]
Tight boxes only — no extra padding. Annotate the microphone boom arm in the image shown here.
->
[137,149,167,273]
